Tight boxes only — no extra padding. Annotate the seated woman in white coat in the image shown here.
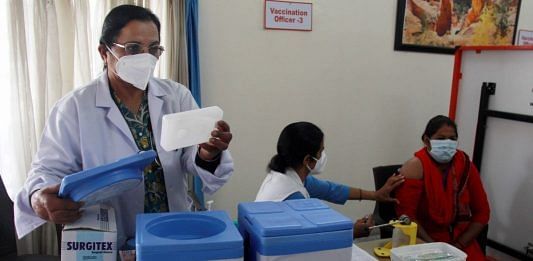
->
[255,122,405,237]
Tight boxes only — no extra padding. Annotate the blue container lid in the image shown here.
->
[136,211,243,260]
[238,199,354,256]
[238,199,353,237]
[58,150,156,204]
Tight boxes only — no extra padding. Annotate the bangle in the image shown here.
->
[358,188,362,201]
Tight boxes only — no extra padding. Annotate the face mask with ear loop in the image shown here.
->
[106,46,158,90]
[306,151,327,175]
[429,139,458,163]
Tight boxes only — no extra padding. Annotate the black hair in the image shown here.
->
[99,5,161,47]
[268,122,324,173]
[421,115,458,140]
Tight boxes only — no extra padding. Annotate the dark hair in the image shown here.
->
[268,122,324,173]
[99,5,161,46]
[421,115,458,140]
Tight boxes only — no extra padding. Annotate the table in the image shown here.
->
[355,238,426,261]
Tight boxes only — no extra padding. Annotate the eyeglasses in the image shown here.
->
[113,42,165,57]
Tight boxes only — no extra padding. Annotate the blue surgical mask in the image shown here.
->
[429,139,458,163]
[307,151,327,175]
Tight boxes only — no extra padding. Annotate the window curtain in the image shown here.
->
[0,0,188,256]
[185,0,205,208]
[3,0,66,255]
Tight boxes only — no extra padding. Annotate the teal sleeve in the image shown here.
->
[304,176,350,204]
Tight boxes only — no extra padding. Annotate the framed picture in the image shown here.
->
[394,0,522,54]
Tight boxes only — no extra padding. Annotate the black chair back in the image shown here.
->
[372,164,402,238]
[0,175,61,261]
[0,174,17,258]
[0,176,17,257]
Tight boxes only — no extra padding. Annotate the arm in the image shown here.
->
[177,88,233,194]
[453,163,490,249]
[304,175,350,204]
[348,174,405,203]
[182,132,234,195]
[396,157,434,242]
[14,104,84,238]
[305,174,404,204]
[305,176,350,204]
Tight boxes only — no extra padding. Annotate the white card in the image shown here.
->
[160,106,223,151]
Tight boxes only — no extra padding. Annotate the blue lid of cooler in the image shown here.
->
[58,150,156,205]
[136,211,243,260]
[238,198,353,237]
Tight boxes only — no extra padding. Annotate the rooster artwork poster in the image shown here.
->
[395,0,521,53]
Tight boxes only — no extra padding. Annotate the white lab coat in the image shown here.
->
[14,72,234,247]
[255,169,309,202]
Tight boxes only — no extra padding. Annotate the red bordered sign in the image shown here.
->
[264,0,312,31]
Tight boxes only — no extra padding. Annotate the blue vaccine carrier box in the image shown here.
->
[136,210,243,261]
[238,199,353,261]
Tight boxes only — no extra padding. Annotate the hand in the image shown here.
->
[375,173,405,204]
[354,215,374,238]
[198,120,233,161]
[30,184,84,224]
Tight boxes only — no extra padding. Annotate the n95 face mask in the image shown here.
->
[307,151,327,175]
[429,139,458,163]
[107,46,158,90]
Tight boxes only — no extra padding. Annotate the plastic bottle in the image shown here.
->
[392,227,409,248]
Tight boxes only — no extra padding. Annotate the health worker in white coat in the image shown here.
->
[256,122,404,237]
[14,5,234,248]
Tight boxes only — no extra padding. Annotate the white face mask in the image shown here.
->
[106,46,158,90]
[307,151,327,175]
[429,139,458,163]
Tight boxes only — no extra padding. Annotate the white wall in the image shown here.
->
[198,0,533,219]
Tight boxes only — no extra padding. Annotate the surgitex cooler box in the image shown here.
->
[61,204,117,261]
[136,210,243,261]
[238,199,353,261]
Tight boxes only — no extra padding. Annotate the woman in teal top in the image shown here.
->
[256,121,405,237]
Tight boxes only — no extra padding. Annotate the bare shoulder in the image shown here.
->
[400,157,423,180]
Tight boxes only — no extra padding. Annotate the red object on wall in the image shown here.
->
[448,45,533,120]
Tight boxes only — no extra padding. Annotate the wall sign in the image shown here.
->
[264,0,312,31]
[517,30,533,45]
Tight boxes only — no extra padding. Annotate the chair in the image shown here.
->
[477,224,488,255]
[0,175,17,258]
[372,164,402,239]
[0,174,60,261]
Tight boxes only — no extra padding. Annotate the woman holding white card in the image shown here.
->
[14,5,234,248]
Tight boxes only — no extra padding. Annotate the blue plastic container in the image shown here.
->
[136,211,243,261]
[238,199,353,261]
[58,150,156,205]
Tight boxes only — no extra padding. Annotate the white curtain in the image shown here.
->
[3,0,65,255]
[0,0,188,256]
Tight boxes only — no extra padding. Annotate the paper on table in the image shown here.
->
[160,106,223,151]
[352,244,378,261]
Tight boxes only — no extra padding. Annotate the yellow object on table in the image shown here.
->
[373,221,418,258]
[356,238,425,261]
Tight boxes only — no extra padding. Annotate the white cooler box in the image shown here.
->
[238,199,353,261]
[136,210,243,261]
